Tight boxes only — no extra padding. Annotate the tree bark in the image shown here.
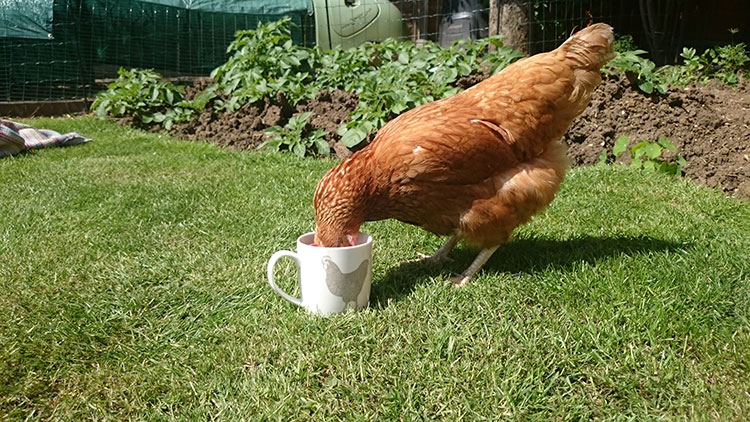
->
[489,0,501,41]
[499,0,529,54]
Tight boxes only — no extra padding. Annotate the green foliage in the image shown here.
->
[94,19,748,157]
[610,43,750,94]
[700,43,749,84]
[91,68,188,128]
[214,19,522,149]
[613,34,639,53]
[93,18,524,152]
[332,37,523,147]
[662,47,704,87]
[210,17,318,110]
[663,44,749,87]
[153,86,218,130]
[611,136,686,176]
[260,112,329,158]
[605,50,668,95]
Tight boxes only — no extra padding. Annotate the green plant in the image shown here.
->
[701,43,749,84]
[212,18,522,149]
[210,17,318,110]
[662,43,749,87]
[608,41,748,93]
[613,34,639,53]
[260,112,329,157]
[605,50,668,95]
[334,36,523,148]
[612,136,686,175]
[94,18,525,151]
[662,47,705,87]
[91,68,186,128]
[150,86,218,130]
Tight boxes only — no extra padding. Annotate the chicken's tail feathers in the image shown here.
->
[561,23,615,70]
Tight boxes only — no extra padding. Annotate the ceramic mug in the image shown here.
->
[267,232,372,316]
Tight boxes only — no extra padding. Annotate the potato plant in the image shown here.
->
[93,18,523,154]
[93,18,747,157]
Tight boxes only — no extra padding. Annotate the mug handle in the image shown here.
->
[267,250,303,307]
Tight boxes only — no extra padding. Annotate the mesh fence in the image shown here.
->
[1,0,747,103]
[1,0,316,102]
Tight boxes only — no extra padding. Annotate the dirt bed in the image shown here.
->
[171,73,750,198]
[566,74,750,198]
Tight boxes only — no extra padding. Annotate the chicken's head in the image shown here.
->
[312,148,372,247]
[314,212,360,247]
[312,173,364,247]
[314,226,359,247]
[313,187,359,246]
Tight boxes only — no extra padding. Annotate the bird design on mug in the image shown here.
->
[321,256,369,305]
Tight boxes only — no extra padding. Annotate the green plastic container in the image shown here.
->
[313,0,404,50]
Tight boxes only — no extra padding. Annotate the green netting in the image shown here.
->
[86,0,314,75]
[0,1,90,101]
[0,0,54,39]
[1,0,674,102]
[0,0,315,100]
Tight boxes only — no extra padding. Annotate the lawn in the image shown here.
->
[1,117,748,420]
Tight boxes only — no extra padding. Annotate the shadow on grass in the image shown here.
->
[371,235,687,307]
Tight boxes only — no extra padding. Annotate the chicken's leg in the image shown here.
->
[451,245,500,288]
[416,234,458,265]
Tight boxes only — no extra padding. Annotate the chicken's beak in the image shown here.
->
[346,232,359,246]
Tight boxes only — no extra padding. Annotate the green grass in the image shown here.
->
[1,117,749,420]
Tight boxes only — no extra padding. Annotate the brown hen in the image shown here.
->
[314,24,614,286]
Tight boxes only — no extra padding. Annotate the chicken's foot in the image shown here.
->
[415,235,458,265]
[451,245,500,288]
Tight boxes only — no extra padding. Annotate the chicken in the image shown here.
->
[322,257,370,304]
[314,24,614,287]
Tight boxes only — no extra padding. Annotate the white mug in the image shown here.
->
[267,232,372,316]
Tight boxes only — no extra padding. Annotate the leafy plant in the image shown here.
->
[663,44,749,87]
[333,36,523,147]
[151,86,218,130]
[662,47,704,87]
[606,40,748,94]
[701,43,749,84]
[91,68,186,128]
[94,18,525,151]
[613,34,639,53]
[611,136,686,175]
[605,50,668,94]
[210,17,318,110]
[212,18,523,149]
[260,112,329,158]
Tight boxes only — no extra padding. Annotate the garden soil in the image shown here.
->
[171,73,750,198]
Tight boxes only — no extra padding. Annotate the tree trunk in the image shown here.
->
[499,0,529,54]
[489,0,500,49]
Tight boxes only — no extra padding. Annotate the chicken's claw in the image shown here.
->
[403,235,458,266]
[449,245,501,288]
[415,251,453,264]
[451,274,471,288]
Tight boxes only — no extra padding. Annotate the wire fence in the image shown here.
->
[1,0,747,103]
